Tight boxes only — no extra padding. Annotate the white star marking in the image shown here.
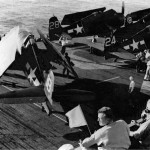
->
[74,24,83,34]
[26,63,40,86]
[123,39,145,51]
[130,39,139,51]
[28,67,37,83]
[28,67,40,86]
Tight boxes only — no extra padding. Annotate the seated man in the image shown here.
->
[80,107,131,150]
[130,99,150,149]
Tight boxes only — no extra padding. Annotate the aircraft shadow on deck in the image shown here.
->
[63,130,89,141]
[55,78,149,131]
[69,43,87,47]
[71,48,137,69]
[71,45,90,50]
[54,72,76,79]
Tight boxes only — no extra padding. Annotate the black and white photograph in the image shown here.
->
[0,0,150,149]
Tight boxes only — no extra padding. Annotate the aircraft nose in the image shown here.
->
[117,15,125,27]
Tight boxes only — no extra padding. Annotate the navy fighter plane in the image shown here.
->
[49,2,150,40]
[0,26,148,131]
[0,27,95,104]
[48,2,125,40]
[48,4,150,60]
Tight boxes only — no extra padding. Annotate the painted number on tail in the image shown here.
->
[49,21,60,30]
[105,36,116,46]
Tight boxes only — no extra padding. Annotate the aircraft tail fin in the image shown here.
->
[49,16,63,41]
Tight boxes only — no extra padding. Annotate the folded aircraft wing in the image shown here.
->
[73,36,135,60]
[37,29,78,78]
[72,36,105,51]
[0,28,96,105]
[0,26,30,76]
[127,8,150,22]
[61,7,106,25]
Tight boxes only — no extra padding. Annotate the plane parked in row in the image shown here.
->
[47,3,150,60]
[0,26,95,105]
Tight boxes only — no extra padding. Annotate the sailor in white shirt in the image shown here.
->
[144,49,150,81]
[80,107,131,150]
[128,76,135,94]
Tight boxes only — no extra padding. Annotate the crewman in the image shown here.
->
[141,99,150,119]
[144,49,150,81]
[59,36,67,55]
[103,37,110,60]
[136,51,146,73]
[79,107,131,150]
[90,35,96,54]
[130,99,150,149]
[128,76,135,107]
[63,53,74,78]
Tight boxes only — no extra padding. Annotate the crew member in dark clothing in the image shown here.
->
[61,45,66,55]
[63,53,74,77]
[103,44,110,60]
[136,51,146,73]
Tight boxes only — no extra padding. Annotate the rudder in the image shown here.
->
[49,16,62,41]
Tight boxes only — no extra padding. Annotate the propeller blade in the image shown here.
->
[122,1,125,15]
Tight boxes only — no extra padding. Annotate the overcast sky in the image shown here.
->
[0,0,149,15]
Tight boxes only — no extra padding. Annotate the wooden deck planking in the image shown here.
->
[0,44,149,149]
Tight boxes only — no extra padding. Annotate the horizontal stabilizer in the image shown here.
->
[72,37,105,51]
